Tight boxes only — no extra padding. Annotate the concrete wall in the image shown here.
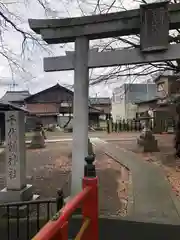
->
[111,102,138,121]
[111,101,125,122]
[125,103,137,119]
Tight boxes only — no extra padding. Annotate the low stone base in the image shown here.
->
[138,139,159,152]
[167,127,174,134]
[137,128,159,152]
[0,185,40,217]
[0,194,40,218]
[29,131,45,149]
[0,184,33,202]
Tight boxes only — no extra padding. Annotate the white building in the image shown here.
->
[111,83,156,122]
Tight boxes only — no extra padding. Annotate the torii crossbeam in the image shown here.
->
[29,1,180,196]
[43,43,180,72]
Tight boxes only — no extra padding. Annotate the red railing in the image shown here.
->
[32,156,98,240]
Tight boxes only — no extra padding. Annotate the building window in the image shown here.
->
[114,95,123,103]
[157,82,164,92]
[60,102,72,107]
[115,95,119,102]
[170,80,180,94]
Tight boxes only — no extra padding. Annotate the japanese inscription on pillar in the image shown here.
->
[5,111,26,190]
[140,1,169,52]
[6,113,18,180]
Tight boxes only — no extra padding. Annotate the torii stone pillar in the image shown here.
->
[71,37,89,195]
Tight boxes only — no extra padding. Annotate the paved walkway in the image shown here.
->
[25,136,137,144]
[92,138,180,224]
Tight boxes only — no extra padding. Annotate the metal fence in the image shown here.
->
[106,118,176,134]
[0,190,64,240]
[107,119,143,133]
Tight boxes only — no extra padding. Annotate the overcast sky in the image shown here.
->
[0,0,153,98]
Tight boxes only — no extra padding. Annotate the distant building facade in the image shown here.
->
[136,74,180,115]
[89,97,111,118]
[1,84,112,130]
[134,74,180,133]
[111,83,156,121]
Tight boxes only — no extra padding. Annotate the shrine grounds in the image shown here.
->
[0,138,129,217]
[0,131,180,219]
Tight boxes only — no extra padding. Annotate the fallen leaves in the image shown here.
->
[136,150,180,199]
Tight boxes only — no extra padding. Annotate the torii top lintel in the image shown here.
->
[28,2,180,44]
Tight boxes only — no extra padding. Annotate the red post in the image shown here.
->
[82,176,98,240]
[31,154,98,240]
[32,188,91,240]
[60,222,68,240]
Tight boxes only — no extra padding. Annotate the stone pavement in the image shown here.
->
[25,136,137,144]
[92,138,180,224]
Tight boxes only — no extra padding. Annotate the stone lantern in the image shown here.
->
[137,112,159,152]
[29,121,45,149]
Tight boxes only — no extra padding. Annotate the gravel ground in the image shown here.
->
[0,142,130,217]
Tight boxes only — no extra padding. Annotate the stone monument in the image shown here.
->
[137,114,159,152]
[0,111,34,202]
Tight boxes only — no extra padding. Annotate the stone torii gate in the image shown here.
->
[29,1,180,195]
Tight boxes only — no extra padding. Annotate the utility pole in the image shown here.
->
[147,79,149,101]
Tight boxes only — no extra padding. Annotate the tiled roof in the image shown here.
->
[1,91,31,102]
[135,98,158,105]
[26,103,104,114]
[0,101,30,112]
[25,84,73,101]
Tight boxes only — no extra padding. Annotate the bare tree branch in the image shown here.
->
[86,0,180,86]
[0,0,55,88]
[1,0,180,90]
